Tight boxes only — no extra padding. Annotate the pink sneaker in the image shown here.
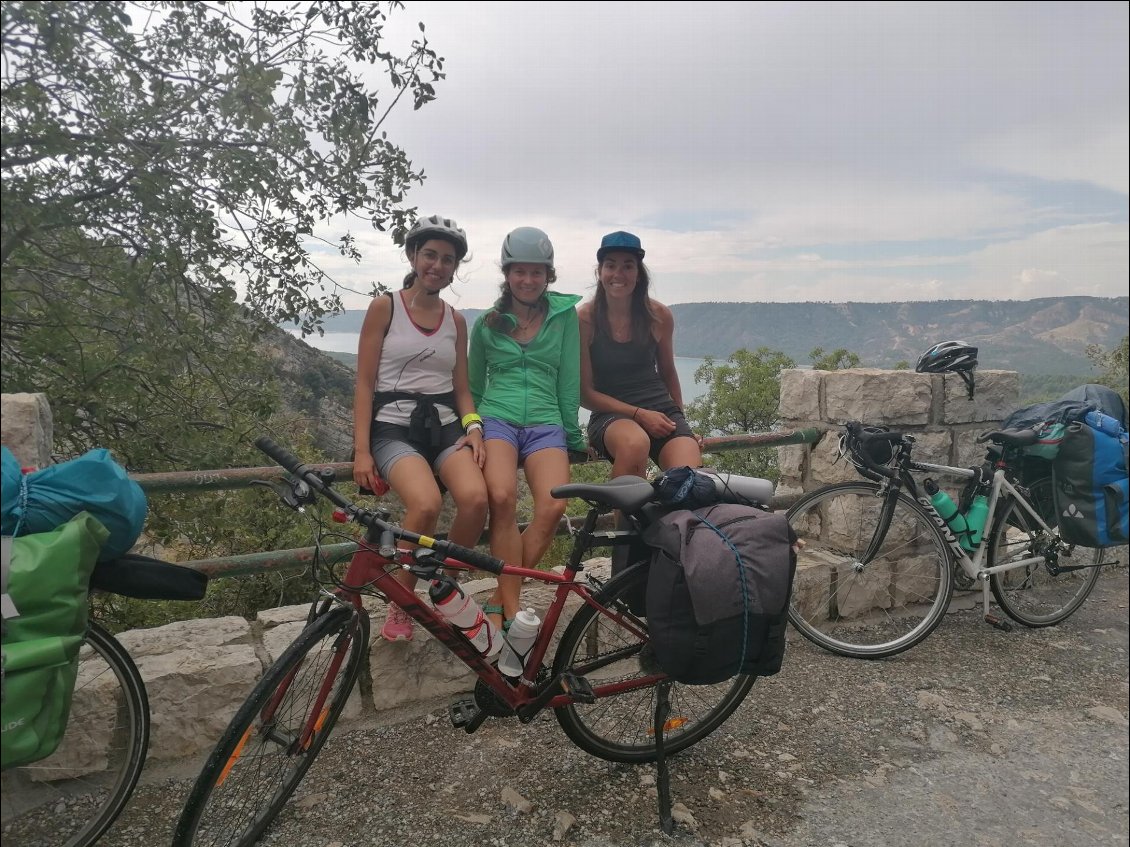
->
[380,604,414,642]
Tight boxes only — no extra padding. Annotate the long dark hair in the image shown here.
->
[484,266,558,330]
[592,261,656,342]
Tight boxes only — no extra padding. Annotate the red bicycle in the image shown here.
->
[173,437,774,846]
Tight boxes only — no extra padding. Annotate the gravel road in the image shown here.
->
[98,568,1128,847]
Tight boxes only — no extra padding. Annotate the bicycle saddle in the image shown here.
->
[976,428,1038,447]
[552,475,655,512]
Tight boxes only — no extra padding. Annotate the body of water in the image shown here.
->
[293,330,709,415]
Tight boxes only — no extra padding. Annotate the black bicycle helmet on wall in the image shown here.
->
[915,340,978,398]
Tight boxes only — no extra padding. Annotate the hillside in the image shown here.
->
[306,296,1126,375]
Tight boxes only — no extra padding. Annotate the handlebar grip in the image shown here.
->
[436,541,505,575]
[254,436,306,475]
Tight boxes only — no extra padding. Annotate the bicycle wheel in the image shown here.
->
[786,482,954,659]
[552,565,755,764]
[989,478,1104,627]
[1,621,149,847]
[173,606,368,847]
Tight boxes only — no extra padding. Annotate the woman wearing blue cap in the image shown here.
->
[578,231,702,479]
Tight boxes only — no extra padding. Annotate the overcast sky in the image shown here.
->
[313,1,1128,312]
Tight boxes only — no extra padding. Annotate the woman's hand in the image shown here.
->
[456,428,486,468]
[352,450,386,494]
[633,407,676,439]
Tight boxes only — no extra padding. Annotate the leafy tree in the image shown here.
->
[893,360,910,370]
[685,348,796,478]
[2,0,442,328]
[1,1,445,624]
[810,347,861,370]
[1087,335,1129,409]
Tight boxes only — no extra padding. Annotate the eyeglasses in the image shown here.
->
[417,249,457,268]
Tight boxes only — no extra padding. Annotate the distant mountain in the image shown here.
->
[301,296,1127,376]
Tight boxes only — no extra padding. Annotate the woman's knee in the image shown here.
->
[532,495,568,526]
[456,486,489,521]
[401,493,442,526]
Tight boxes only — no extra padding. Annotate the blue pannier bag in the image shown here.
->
[1,447,147,561]
[1052,418,1129,548]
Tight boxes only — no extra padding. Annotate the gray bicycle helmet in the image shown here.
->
[405,214,468,260]
[500,226,554,270]
[915,340,978,397]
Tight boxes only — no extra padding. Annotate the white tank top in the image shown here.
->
[374,291,459,427]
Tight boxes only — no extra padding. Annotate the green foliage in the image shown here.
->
[2,1,443,328]
[893,360,910,370]
[810,347,861,370]
[685,348,796,478]
[1086,335,1129,409]
[1018,373,1092,405]
[1,1,445,627]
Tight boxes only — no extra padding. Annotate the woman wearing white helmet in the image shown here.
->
[468,226,585,631]
[352,215,488,642]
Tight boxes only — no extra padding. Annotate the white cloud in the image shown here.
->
[303,1,1127,315]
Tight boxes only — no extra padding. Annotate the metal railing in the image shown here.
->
[131,428,824,579]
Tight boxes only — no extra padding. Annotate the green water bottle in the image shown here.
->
[924,478,971,550]
[964,494,990,549]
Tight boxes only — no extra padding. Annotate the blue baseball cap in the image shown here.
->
[597,231,645,262]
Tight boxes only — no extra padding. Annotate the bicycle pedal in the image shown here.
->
[558,672,596,704]
[448,696,481,729]
[983,613,1013,632]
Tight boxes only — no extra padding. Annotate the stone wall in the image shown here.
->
[2,374,1020,772]
[776,367,1019,498]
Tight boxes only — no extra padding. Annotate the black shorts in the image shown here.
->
[370,419,466,477]
[587,409,695,464]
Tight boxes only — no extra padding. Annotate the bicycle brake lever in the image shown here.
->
[251,479,304,511]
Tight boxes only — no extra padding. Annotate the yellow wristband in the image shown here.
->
[461,413,483,429]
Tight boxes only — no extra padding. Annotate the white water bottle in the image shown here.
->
[429,581,502,657]
[497,607,541,678]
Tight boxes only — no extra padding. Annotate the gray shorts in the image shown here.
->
[370,419,465,478]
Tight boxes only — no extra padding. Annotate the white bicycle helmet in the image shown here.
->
[500,226,554,270]
[915,340,978,397]
[405,215,468,260]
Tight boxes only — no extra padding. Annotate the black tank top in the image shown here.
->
[590,328,680,414]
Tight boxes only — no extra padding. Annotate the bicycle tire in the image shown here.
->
[552,565,755,764]
[786,482,954,659]
[173,606,368,847]
[989,477,1104,627]
[1,621,149,847]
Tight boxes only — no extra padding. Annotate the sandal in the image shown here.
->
[483,604,512,632]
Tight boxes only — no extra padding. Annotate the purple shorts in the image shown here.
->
[483,417,567,463]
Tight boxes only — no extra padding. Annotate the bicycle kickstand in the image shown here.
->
[654,680,675,835]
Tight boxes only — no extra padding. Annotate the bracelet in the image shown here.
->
[465,422,484,435]
[631,407,640,421]
[461,412,483,429]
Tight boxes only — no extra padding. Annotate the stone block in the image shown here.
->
[779,369,822,422]
[940,370,1019,424]
[776,444,807,489]
[134,644,263,763]
[910,430,955,468]
[824,370,932,426]
[808,432,860,487]
[1,392,53,467]
[115,616,252,659]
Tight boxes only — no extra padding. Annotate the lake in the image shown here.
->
[293,331,709,418]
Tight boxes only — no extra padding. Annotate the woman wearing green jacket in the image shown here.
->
[469,226,584,631]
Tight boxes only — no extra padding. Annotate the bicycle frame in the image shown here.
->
[274,505,657,741]
[883,455,1070,620]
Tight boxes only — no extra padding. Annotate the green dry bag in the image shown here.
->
[2,512,107,769]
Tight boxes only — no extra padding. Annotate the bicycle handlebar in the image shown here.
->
[843,421,905,481]
[253,436,507,575]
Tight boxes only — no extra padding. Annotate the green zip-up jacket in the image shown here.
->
[468,290,585,452]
